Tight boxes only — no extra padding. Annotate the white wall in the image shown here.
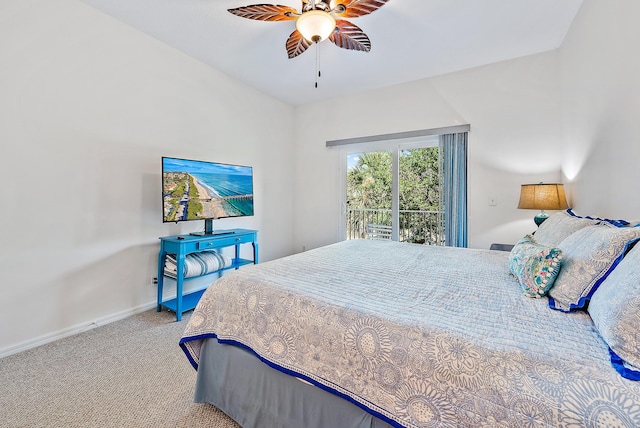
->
[0,0,295,355]
[293,0,640,252]
[559,0,640,221]
[5,0,640,356]
[293,52,565,252]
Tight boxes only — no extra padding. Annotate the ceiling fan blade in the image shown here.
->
[228,4,298,21]
[331,0,390,18]
[286,30,312,58]
[329,20,371,52]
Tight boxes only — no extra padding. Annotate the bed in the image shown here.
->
[180,211,640,427]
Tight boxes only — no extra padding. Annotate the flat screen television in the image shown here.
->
[162,157,254,235]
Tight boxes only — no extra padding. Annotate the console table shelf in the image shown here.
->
[157,229,258,321]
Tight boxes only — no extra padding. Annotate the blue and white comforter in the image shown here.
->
[180,239,640,427]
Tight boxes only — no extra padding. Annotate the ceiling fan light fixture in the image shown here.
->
[296,10,336,43]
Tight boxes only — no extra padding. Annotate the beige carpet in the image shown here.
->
[0,310,240,428]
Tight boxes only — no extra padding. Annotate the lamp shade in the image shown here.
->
[517,183,569,210]
[296,10,336,42]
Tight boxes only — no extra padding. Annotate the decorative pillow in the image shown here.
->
[588,243,640,380]
[548,223,640,312]
[508,235,564,298]
[533,210,599,247]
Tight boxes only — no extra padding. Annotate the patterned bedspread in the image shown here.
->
[180,239,640,427]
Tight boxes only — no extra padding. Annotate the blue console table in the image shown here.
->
[157,229,258,321]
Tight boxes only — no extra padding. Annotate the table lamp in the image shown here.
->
[518,183,569,226]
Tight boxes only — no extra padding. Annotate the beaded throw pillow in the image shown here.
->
[508,235,564,298]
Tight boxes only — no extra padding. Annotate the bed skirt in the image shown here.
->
[195,338,393,428]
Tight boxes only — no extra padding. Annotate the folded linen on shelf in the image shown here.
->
[164,251,232,279]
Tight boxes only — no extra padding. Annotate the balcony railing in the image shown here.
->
[346,208,444,246]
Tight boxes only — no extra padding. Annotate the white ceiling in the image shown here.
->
[80,0,583,106]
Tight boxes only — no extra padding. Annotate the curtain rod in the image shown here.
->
[326,124,470,147]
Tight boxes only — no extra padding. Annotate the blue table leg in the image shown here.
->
[176,254,185,322]
[157,251,165,312]
[235,244,240,269]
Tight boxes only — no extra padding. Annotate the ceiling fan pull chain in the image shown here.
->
[315,40,320,88]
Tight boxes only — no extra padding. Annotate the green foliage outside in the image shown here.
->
[347,152,393,210]
[347,148,440,210]
[399,148,440,211]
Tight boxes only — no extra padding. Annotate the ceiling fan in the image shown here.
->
[228,0,391,59]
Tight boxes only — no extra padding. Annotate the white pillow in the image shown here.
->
[533,210,598,247]
[548,223,640,312]
[589,243,640,379]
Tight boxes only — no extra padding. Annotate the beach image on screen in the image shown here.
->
[163,158,254,222]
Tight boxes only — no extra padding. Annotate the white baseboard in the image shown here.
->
[0,302,157,359]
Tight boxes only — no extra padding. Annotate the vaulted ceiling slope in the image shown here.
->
[80,0,583,106]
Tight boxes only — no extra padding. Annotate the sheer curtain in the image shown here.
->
[440,132,468,247]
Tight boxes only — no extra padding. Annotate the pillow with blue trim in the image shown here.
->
[533,210,599,247]
[548,223,640,312]
[508,235,564,298]
[588,242,640,380]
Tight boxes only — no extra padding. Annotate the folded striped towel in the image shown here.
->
[163,251,232,279]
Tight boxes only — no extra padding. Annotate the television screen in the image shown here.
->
[162,157,254,226]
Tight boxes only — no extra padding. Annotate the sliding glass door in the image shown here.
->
[345,150,393,240]
[398,147,443,245]
[343,141,444,245]
[334,126,468,247]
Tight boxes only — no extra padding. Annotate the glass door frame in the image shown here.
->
[337,136,439,242]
